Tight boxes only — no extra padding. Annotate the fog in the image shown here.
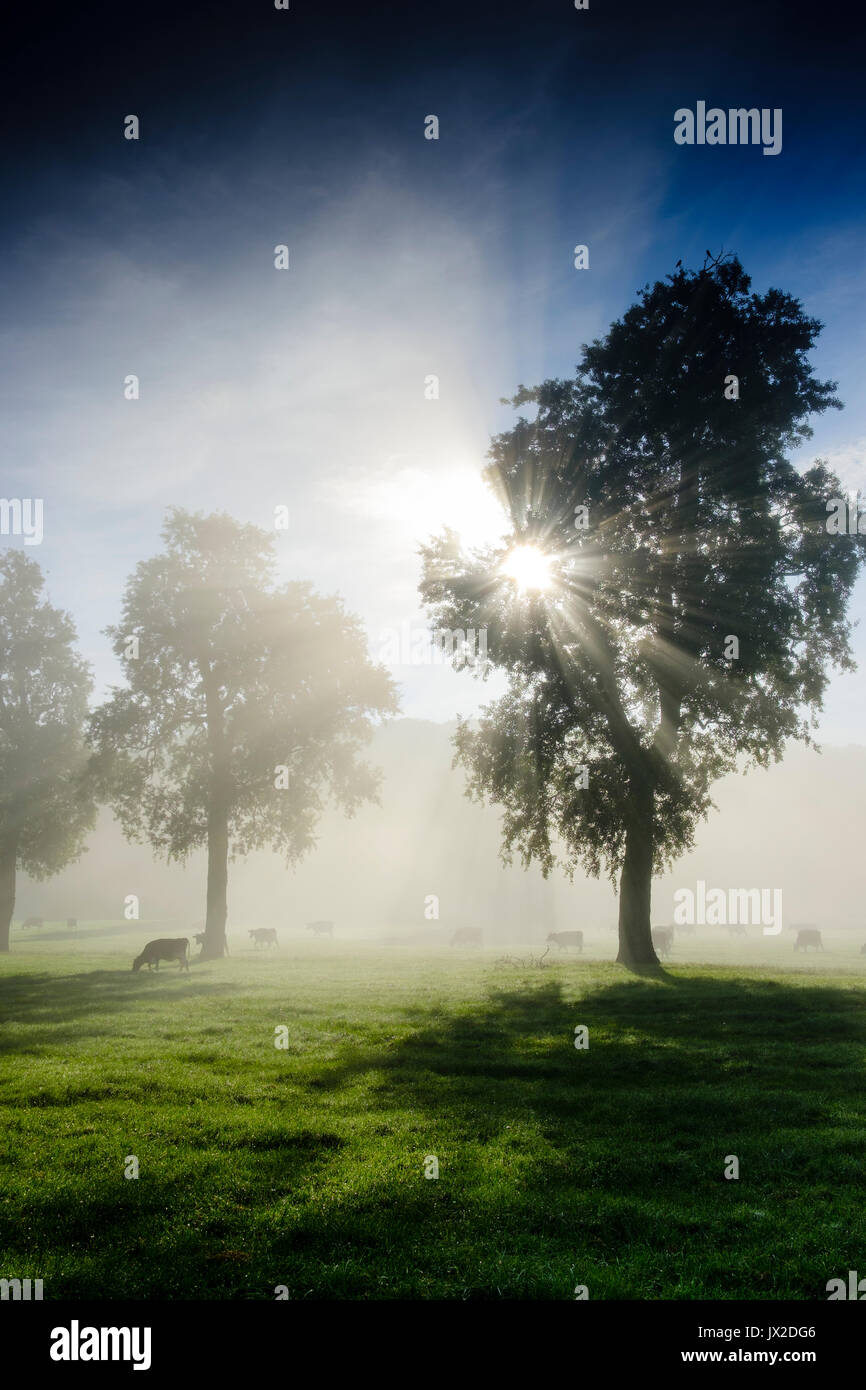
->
[18,719,866,941]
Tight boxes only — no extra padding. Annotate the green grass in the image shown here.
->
[1,929,865,1299]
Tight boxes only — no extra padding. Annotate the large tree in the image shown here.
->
[89,509,398,960]
[420,255,866,966]
[0,552,95,952]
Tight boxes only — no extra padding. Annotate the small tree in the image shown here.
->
[89,509,398,960]
[420,256,866,966]
[0,552,95,952]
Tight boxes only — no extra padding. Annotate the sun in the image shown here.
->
[502,544,553,593]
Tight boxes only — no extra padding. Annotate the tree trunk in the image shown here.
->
[616,780,658,967]
[0,842,17,954]
[201,795,229,960]
[199,664,230,962]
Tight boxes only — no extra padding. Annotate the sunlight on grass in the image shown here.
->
[1,938,865,1298]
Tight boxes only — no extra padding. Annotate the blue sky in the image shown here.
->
[2,0,864,738]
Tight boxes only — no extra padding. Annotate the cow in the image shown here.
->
[21,916,43,929]
[250,928,278,948]
[191,930,230,955]
[546,930,583,953]
[794,928,823,952]
[66,918,77,929]
[306,920,334,937]
[450,928,483,947]
[132,938,190,973]
[727,923,748,936]
[652,927,674,959]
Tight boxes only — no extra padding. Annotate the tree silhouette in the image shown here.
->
[420,257,866,966]
[0,553,95,952]
[89,509,398,960]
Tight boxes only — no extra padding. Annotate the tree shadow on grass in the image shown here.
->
[281,973,866,1297]
[0,1143,347,1299]
[0,970,240,1044]
[4,971,865,1298]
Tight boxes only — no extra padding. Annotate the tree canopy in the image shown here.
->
[0,551,95,952]
[420,256,866,964]
[89,508,399,958]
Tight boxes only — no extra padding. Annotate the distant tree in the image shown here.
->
[88,509,398,960]
[0,552,95,952]
[420,256,866,966]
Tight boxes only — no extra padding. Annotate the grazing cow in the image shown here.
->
[546,930,583,953]
[726,923,748,936]
[652,927,674,959]
[794,928,823,952]
[132,938,190,973]
[250,928,278,948]
[306,920,334,937]
[192,930,230,955]
[450,927,483,947]
[66,918,77,929]
[21,916,43,929]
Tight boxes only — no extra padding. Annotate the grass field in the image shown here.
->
[1,925,865,1300]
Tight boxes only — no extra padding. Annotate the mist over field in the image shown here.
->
[15,722,866,942]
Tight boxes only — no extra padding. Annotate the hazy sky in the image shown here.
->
[3,1,865,737]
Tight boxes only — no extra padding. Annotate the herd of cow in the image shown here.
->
[129,920,336,972]
[450,925,840,959]
[650,925,828,958]
[12,916,862,971]
[452,926,833,957]
[127,925,587,969]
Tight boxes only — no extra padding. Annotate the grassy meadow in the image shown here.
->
[1,922,865,1300]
